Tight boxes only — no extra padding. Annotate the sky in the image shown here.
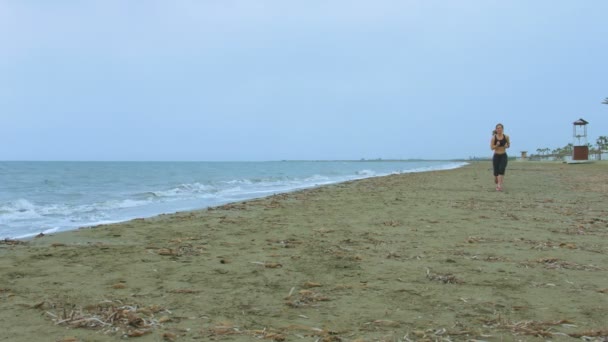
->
[1,0,607,161]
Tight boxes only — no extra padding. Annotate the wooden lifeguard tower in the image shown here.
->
[572,118,589,161]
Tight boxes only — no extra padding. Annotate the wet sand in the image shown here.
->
[1,161,607,341]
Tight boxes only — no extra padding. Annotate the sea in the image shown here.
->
[0,160,467,239]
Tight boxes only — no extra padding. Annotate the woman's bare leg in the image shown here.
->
[497,175,504,190]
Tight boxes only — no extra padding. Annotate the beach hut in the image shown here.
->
[572,118,589,161]
[520,151,527,160]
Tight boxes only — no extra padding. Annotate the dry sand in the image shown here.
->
[1,161,607,342]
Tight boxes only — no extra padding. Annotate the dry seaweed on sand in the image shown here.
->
[480,316,608,339]
[0,238,28,245]
[524,257,605,271]
[147,239,207,257]
[285,289,331,308]
[200,321,344,341]
[426,268,464,284]
[250,261,283,268]
[36,299,170,337]
[568,329,608,339]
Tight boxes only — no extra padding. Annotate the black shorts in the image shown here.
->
[493,153,508,176]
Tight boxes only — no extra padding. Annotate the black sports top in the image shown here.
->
[494,135,507,147]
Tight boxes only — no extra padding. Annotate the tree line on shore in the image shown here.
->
[529,97,607,159]
[529,136,607,159]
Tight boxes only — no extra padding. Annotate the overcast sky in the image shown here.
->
[1,1,606,161]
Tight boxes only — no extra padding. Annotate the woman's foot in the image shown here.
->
[496,184,503,191]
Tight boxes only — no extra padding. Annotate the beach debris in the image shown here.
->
[505,213,519,220]
[0,238,27,245]
[37,299,170,337]
[465,235,507,244]
[157,248,176,256]
[528,257,605,271]
[267,238,302,248]
[162,332,177,341]
[531,282,557,288]
[560,223,589,235]
[312,227,336,237]
[168,289,200,294]
[365,319,401,327]
[264,199,283,209]
[286,286,296,299]
[386,251,401,259]
[218,216,245,224]
[35,232,45,238]
[382,220,402,227]
[285,289,330,308]
[250,261,283,268]
[528,239,572,250]
[213,203,247,211]
[568,329,608,339]
[127,329,151,337]
[200,321,244,337]
[57,337,79,342]
[466,236,486,244]
[158,316,171,323]
[303,281,322,288]
[477,316,607,339]
[482,255,509,262]
[0,288,15,299]
[328,246,363,262]
[201,321,344,341]
[426,268,464,284]
[214,268,229,274]
[150,242,206,257]
[401,327,479,341]
[169,236,203,243]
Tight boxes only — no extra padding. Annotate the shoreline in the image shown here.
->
[2,160,468,241]
[1,161,607,341]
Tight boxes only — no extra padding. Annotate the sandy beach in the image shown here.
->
[1,161,607,342]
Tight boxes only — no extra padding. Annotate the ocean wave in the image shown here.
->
[356,169,377,176]
[142,183,210,198]
[0,199,43,221]
[400,162,469,174]
[0,160,469,239]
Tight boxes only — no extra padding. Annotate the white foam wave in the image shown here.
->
[400,162,469,174]
[151,182,214,197]
[303,174,332,183]
[356,169,377,176]
[0,199,36,213]
[42,227,60,235]
[225,179,254,185]
[0,199,43,221]
[1,160,470,239]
